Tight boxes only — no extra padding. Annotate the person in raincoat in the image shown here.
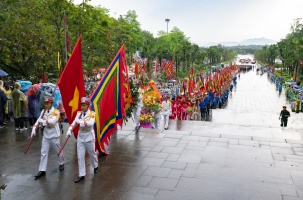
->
[278,81,283,94]
[295,94,302,113]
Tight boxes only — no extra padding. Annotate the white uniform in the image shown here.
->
[133,88,143,126]
[69,110,98,177]
[33,107,64,171]
[153,111,162,129]
[162,100,172,129]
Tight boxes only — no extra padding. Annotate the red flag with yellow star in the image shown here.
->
[58,35,86,138]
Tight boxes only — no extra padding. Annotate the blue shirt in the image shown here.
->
[204,97,211,105]
[213,97,219,106]
[199,102,207,109]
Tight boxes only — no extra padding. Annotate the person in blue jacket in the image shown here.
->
[212,93,219,109]
[199,98,207,120]
[203,93,212,116]
[230,84,234,92]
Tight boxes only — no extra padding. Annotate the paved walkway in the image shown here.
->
[1,70,303,200]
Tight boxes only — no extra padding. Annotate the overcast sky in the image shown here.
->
[74,0,303,46]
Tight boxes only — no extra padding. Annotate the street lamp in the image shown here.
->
[165,18,170,33]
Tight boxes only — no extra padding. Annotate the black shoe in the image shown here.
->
[34,171,46,179]
[94,167,99,174]
[59,164,64,171]
[74,176,85,183]
[164,127,168,130]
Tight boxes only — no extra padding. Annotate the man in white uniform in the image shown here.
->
[31,96,64,179]
[66,97,98,183]
[134,82,143,130]
[152,110,161,130]
[162,96,172,130]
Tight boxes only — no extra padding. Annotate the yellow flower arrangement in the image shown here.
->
[142,90,162,112]
[140,113,154,123]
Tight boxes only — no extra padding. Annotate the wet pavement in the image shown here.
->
[1,70,303,200]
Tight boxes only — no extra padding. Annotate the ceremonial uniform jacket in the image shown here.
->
[137,88,143,107]
[162,100,172,115]
[34,107,60,139]
[71,110,96,143]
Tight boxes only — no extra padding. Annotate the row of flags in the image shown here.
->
[58,35,130,153]
[181,64,237,95]
[134,59,174,80]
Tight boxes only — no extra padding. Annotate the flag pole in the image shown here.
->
[64,11,68,66]
[24,85,58,154]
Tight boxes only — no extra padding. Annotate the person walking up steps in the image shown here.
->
[279,106,290,129]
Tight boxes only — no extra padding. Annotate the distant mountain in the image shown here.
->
[203,37,277,47]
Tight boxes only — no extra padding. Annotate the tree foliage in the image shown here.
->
[0,0,236,81]
[255,18,303,80]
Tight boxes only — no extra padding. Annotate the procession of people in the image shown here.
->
[132,63,240,132]
[0,58,241,184]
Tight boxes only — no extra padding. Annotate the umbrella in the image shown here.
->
[28,84,41,96]
[0,69,8,76]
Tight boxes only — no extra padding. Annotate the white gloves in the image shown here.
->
[76,118,85,126]
[66,127,73,138]
[31,129,36,137]
[38,118,47,126]
[75,118,80,124]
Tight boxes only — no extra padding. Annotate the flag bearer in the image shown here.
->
[162,95,171,130]
[66,97,98,183]
[31,96,64,179]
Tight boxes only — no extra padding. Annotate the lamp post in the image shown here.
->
[165,18,170,33]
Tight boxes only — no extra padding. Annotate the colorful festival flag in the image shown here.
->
[135,62,140,79]
[165,60,173,78]
[42,72,47,83]
[90,45,128,153]
[58,35,86,138]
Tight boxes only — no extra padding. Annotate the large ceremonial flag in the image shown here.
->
[165,60,173,78]
[90,45,128,153]
[58,35,86,138]
[134,62,140,79]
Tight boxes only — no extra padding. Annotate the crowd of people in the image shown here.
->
[132,67,240,131]
[268,69,303,113]
[0,80,65,130]
[0,65,240,183]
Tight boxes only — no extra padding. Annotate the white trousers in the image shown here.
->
[77,140,98,176]
[163,114,169,128]
[39,137,64,171]
[133,107,141,126]
[153,117,161,129]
